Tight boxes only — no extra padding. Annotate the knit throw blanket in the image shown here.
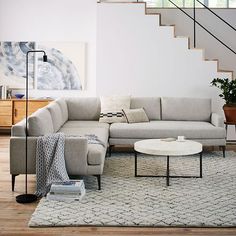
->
[35,133,105,197]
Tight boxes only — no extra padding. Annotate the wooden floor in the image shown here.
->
[0,135,236,236]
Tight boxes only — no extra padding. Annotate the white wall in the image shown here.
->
[0,0,97,97]
[150,8,236,77]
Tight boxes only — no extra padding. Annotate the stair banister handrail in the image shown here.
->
[195,0,236,32]
[167,0,236,55]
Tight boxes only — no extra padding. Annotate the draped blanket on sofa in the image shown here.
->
[35,133,69,197]
[35,133,105,197]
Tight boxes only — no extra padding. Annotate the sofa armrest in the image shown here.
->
[10,136,38,175]
[10,136,89,176]
[11,119,26,137]
[65,137,88,175]
[211,113,224,128]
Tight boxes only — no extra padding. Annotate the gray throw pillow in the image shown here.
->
[122,108,149,123]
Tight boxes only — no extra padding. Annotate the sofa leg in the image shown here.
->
[109,145,114,157]
[220,146,226,158]
[95,175,101,190]
[12,174,18,192]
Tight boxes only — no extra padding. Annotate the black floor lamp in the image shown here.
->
[16,50,48,204]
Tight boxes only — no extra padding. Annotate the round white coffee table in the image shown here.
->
[134,139,203,186]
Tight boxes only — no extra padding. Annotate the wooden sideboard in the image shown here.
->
[0,99,52,128]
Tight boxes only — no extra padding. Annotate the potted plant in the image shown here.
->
[211,78,236,122]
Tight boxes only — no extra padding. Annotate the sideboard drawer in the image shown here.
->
[0,101,12,126]
[0,116,12,126]
[0,101,12,107]
[0,106,12,116]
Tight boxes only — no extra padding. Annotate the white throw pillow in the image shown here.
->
[99,96,131,123]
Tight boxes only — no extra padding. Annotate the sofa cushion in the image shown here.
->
[55,98,68,124]
[59,127,109,165]
[161,97,211,121]
[28,108,54,136]
[123,108,149,123]
[46,102,63,132]
[66,97,101,121]
[110,121,225,139]
[131,97,161,120]
[62,121,109,129]
[99,96,131,123]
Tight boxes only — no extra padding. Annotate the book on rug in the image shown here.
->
[46,180,86,202]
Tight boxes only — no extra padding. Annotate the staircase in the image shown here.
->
[147,9,234,79]
[147,4,235,78]
[97,2,233,112]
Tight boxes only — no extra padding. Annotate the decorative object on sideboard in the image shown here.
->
[0,86,13,99]
[15,93,24,99]
[7,89,12,99]
[0,85,8,99]
[16,50,48,204]
[211,78,236,122]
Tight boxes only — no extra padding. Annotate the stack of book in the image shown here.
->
[46,180,86,201]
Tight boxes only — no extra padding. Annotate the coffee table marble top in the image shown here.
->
[134,139,202,156]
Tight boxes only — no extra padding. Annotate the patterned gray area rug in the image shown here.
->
[29,151,236,227]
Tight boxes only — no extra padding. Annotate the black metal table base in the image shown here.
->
[134,151,202,186]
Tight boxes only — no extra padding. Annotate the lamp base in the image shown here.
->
[16,194,38,203]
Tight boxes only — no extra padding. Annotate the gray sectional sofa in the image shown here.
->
[10,97,226,191]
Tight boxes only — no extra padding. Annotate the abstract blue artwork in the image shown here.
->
[0,42,35,88]
[0,41,85,90]
[36,42,85,90]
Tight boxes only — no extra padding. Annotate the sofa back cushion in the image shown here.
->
[161,97,211,121]
[66,97,101,120]
[46,101,64,132]
[28,108,54,136]
[130,97,161,120]
[55,98,68,124]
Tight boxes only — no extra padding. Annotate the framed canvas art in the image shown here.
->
[0,41,86,90]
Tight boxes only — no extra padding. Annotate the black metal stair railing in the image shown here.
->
[195,0,236,32]
[167,0,236,55]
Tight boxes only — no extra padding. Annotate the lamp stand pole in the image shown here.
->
[16,50,47,204]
